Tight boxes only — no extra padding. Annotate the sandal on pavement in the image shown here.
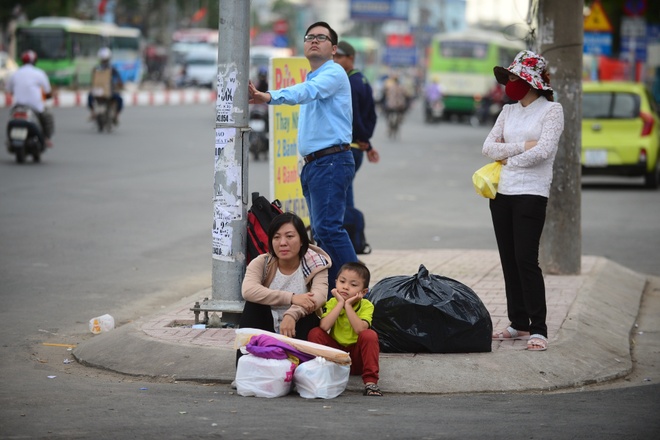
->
[527,334,548,351]
[493,326,530,340]
[364,383,383,397]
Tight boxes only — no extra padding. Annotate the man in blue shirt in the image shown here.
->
[248,21,357,295]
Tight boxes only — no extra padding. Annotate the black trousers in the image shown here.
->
[235,300,320,366]
[489,194,548,337]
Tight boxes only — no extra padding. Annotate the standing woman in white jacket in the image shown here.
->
[483,50,564,352]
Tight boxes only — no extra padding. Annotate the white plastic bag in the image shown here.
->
[234,328,351,365]
[293,356,350,399]
[235,354,296,398]
[89,314,115,334]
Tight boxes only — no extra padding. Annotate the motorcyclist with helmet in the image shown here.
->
[249,66,270,158]
[6,50,55,147]
[255,66,268,93]
[87,47,123,124]
[253,66,269,131]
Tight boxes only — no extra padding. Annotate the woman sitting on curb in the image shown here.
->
[237,212,331,364]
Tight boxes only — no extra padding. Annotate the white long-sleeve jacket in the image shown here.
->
[482,96,564,197]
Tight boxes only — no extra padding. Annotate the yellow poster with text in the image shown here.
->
[269,57,311,225]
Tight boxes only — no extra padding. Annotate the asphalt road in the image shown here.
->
[0,101,658,439]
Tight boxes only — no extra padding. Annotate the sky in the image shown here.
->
[465,0,531,27]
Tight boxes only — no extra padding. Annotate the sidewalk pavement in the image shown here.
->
[72,249,648,394]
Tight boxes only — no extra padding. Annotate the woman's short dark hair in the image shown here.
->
[538,89,554,102]
[305,21,338,46]
[537,70,554,101]
[267,212,309,260]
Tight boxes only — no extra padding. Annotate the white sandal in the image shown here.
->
[527,334,548,351]
[492,326,530,340]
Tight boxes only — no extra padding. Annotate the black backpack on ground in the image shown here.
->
[344,206,371,255]
[246,192,283,263]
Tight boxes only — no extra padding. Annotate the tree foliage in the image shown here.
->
[1,0,77,27]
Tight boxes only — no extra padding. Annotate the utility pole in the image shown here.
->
[537,0,583,275]
[164,0,176,88]
[199,0,251,325]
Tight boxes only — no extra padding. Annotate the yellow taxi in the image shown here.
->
[582,81,660,188]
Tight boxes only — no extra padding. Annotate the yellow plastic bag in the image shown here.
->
[472,161,501,199]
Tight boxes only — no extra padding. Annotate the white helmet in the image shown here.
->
[98,47,112,60]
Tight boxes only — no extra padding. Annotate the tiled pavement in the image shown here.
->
[139,249,598,353]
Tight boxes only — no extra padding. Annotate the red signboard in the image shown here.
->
[273,19,288,35]
[386,34,414,47]
[624,0,647,17]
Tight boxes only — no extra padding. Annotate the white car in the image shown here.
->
[249,45,293,82]
[184,49,217,88]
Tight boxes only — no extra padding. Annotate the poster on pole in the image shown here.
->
[269,57,311,225]
[216,65,237,124]
[212,127,241,261]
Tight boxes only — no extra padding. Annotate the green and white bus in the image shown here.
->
[14,17,142,87]
[426,29,525,118]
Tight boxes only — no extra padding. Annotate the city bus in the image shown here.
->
[107,25,143,84]
[425,29,525,119]
[14,17,143,87]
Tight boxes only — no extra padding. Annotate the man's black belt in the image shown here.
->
[303,144,350,164]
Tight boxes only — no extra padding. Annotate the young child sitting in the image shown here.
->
[307,262,382,397]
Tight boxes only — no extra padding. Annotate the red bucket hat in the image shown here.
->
[493,50,552,92]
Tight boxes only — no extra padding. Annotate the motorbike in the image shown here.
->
[385,108,405,140]
[470,100,504,127]
[424,97,444,124]
[6,105,46,164]
[248,103,269,160]
[470,94,507,127]
[91,95,118,133]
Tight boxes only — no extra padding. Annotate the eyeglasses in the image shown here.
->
[304,34,330,43]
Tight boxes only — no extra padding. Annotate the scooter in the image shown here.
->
[424,97,444,123]
[470,96,505,127]
[248,103,269,160]
[5,105,46,163]
[91,95,117,133]
[385,108,405,140]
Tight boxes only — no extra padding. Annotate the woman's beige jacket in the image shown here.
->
[241,244,332,322]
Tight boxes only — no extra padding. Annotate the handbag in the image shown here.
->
[472,161,501,199]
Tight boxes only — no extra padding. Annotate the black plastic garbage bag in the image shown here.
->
[368,265,492,353]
